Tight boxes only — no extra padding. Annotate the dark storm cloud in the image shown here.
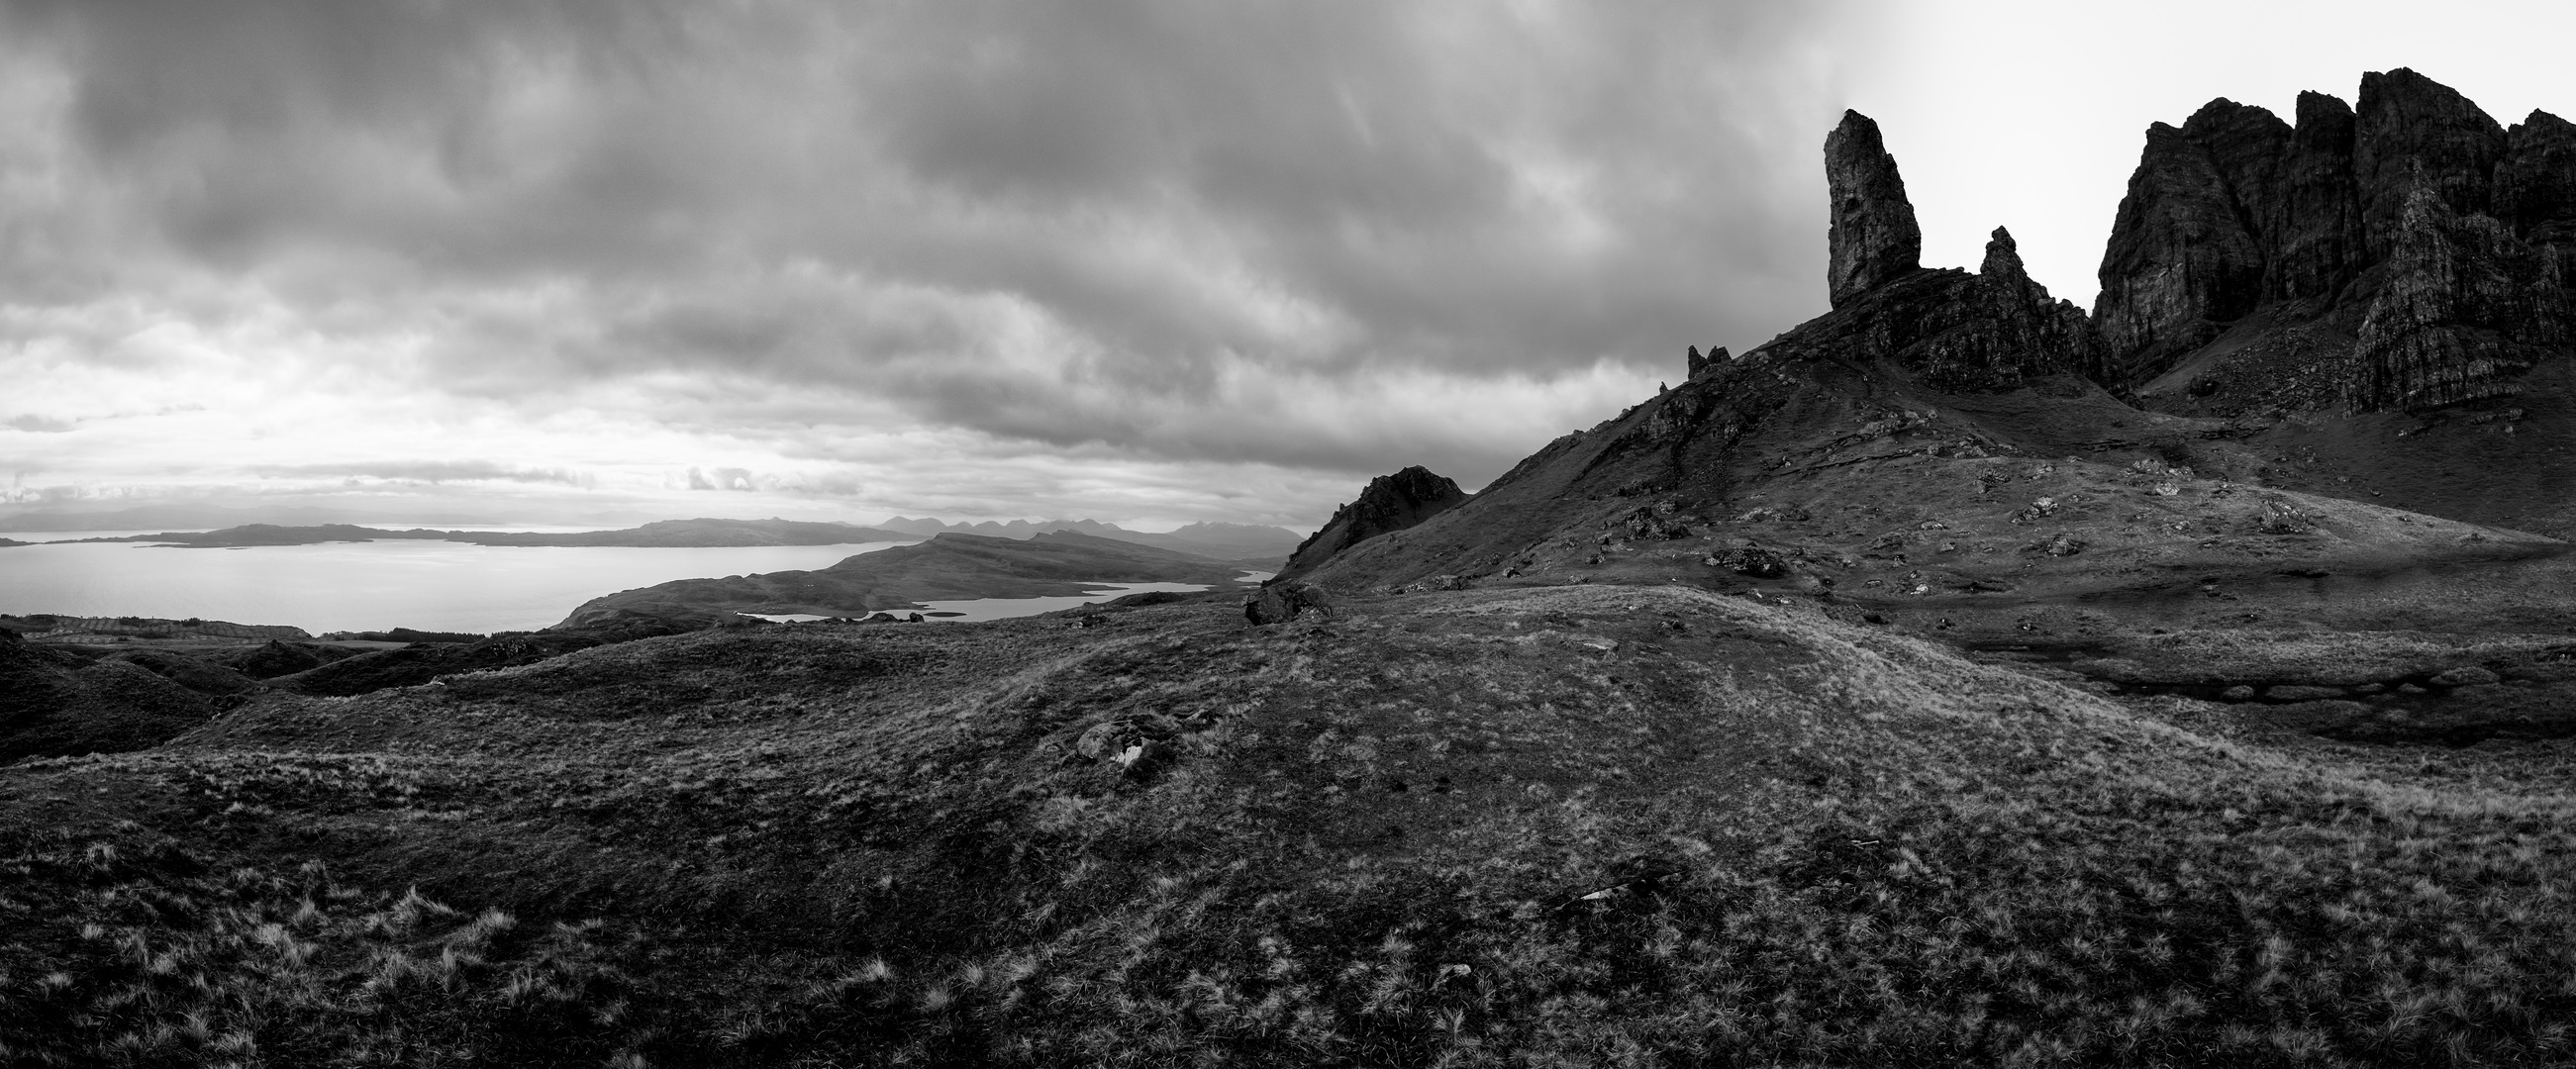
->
[1,0,1865,481]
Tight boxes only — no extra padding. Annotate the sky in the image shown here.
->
[3,0,2570,531]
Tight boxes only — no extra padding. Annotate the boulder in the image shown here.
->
[1708,545,1788,579]
[1244,581,1334,626]
[2429,665,2501,687]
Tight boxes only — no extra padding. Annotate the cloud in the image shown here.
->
[249,460,591,486]
[0,0,1875,523]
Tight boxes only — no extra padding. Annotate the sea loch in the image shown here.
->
[0,535,920,634]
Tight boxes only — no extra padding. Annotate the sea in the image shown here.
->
[0,532,926,634]
[0,532,1265,634]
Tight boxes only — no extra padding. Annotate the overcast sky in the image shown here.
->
[4,0,2569,530]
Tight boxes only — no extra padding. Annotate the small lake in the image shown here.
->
[0,534,920,634]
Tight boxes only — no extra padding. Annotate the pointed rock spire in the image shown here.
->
[1980,226,2027,280]
[1687,344,1728,379]
[1824,110,1923,308]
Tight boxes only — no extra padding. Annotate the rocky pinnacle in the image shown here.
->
[1824,110,1923,308]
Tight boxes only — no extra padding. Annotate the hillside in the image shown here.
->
[558,531,1261,625]
[7,586,2576,1064]
[0,629,230,764]
[1297,86,2574,664]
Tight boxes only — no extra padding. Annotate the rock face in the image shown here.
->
[2353,69,2507,259]
[2092,102,2286,384]
[1277,466,1466,579]
[2092,68,2576,412]
[2497,109,2576,258]
[1757,226,2095,392]
[1824,111,1923,308]
[2353,191,2572,408]
[1686,345,1729,380]
[2267,91,2365,304]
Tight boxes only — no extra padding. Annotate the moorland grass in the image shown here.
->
[6,586,2575,1066]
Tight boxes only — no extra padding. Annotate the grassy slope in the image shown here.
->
[560,531,1259,625]
[6,585,2574,1065]
[0,632,224,765]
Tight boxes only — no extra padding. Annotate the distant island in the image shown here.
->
[45,517,912,549]
[13,514,1308,562]
[559,531,1262,624]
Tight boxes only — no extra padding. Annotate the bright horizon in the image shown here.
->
[5,0,2570,531]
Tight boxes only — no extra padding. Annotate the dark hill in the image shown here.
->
[269,611,723,697]
[0,629,223,763]
[1276,465,1466,579]
[559,531,1259,625]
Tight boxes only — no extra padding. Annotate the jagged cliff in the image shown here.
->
[2094,68,2575,412]
[1284,71,2576,589]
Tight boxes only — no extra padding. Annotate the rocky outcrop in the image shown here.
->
[2354,69,2507,259]
[2353,190,2572,408]
[2093,69,2576,412]
[1824,111,1923,308]
[2497,110,2576,257]
[1278,466,1467,579]
[1902,228,2100,389]
[2266,92,2366,303]
[1763,226,2094,392]
[2091,104,2283,384]
[1686,345,1729,380]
